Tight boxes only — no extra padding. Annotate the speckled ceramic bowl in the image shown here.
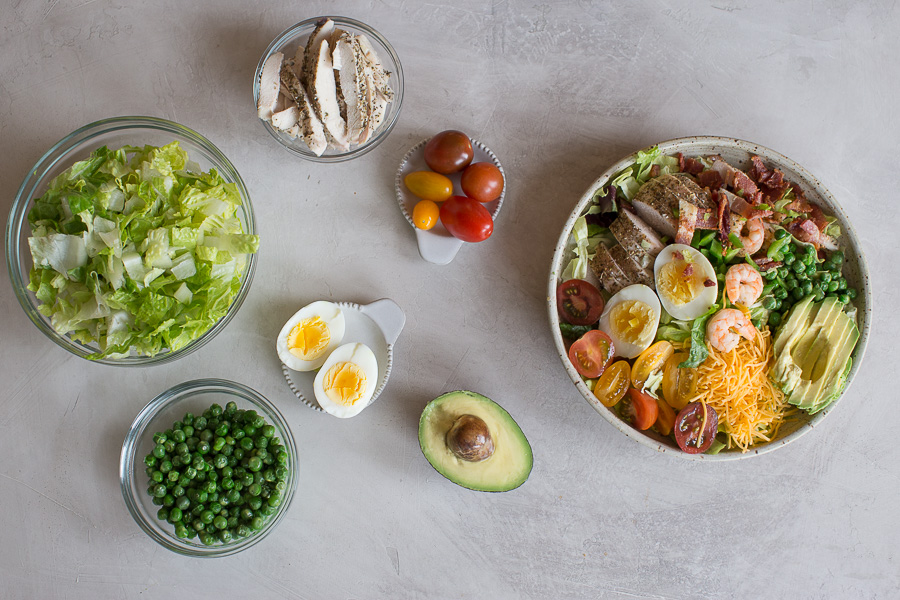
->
[548,136,871,460]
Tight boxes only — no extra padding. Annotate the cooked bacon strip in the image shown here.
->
[787,218,821,247]
[676,152,685,172]
[720,189,772,220]
[715,190,731,245]
[697,169,724,190]
[683,157,704,175]
[649,164,660,178]
[675,200,698,245]
[707,155,735,187]
[732,169,759,196]
[748,156,785,189]
[753,255,782,272]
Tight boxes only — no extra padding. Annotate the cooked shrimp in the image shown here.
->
[706,308,756,353]
[736,216,764,255]
[725,263,763,307]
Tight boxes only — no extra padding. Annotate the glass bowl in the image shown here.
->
[119,379,298,557]
[253,16,404,162]
[5,116,257,366]
[548,136,871,460]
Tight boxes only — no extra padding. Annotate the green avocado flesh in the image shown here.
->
[771,295,859,413]
[418,391,533,492]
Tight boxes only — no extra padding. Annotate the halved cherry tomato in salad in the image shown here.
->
[654,397,676,436]
[556,279,604,326]
[620,388,659,431]
[662,351,696,411]
[674,402,719,454]
[568,330,614,379]
[405,171,453,202]
[440,196,494,242]
[631,340,674,389]
[593,360,630,408]
[461,162,504,203]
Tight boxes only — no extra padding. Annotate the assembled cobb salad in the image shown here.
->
[558,147,860,454]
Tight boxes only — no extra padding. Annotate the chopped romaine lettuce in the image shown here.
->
[560,216,613,282]
[26,142,258,359]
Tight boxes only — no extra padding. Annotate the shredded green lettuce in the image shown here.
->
[561,215,613,282]
[26,142,258,359]
[609,146,680,201]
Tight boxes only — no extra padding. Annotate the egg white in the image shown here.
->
[276,301,346,371]
[653,244,718,321]
[598,284,661,358]
[313,342,379,418]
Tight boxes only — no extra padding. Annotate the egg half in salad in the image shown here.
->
[276,301,346,371]
[314,342,379,418]
[653,244,719,321]
[598,284,661,359]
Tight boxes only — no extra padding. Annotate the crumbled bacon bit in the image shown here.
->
[682,264,694,278]
[703,278,716,287]
[714,190,731,245]
[732,170,759,196]
[676,152,685,171]
[683,157,704,175]
[697,169,724,190]
[673,250,684,261]
[649,164,660,178]
[787,218,821,247]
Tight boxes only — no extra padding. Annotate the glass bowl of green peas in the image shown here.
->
[120,379,297,557]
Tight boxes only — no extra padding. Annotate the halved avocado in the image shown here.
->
[418,391,533,492]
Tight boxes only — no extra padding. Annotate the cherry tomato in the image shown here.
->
[620,388,659,431]
[662,352,697,411]
[556,279,604,326]
[405,171,453,202]
[631,341,674,389]
[593,360,630,407]
[654,397,677,436]
[568,330,615,379]
[412,200,440,230]
[439,196,493,242]
[424,130,474,174]
[461,162,504,203]
[674,402,719,454]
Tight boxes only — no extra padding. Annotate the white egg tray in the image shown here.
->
[282,298,405,413]
[395,137,506,265]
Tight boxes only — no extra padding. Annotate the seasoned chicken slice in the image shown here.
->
[334,33,370,145]
[302,18,335,88]
[309,39,350,150]
[280,62,328,155]
[355,33,394,101]
[257,51,284,120]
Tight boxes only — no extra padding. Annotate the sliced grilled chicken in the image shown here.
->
[610,244,655,289]
[610,210,665,264]
[355,33,394,101]
[309,39,350,150]
[334,33,370,144]
[302,19,334,88]
[271,105,300,132]
[590,244,629,295]
[257,52,283,120]
[631,174,710,239]
[280,62,328,155]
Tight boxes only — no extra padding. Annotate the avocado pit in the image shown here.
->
[446,414,494,462]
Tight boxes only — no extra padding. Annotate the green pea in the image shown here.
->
[775,228,789,240]
[773,298,783,311]
[153,432,167,445]
[805,264,816,277]
[838,293,850,304]
[783,253,795,265]
[836,277,847,290]
[784,278,796,291]
[791,287,804,300]
[168,507,183,523]
[152,444,166,459]
[175,524,189,538]
[814,289,825,302]
[792,261,805,273]
[801,281,813,295]
[847,288,857,300]
[249,497,263,511]
[820,272,832,282]
[182,413,194,426]
[199,531,216,546]
[157,508,169,522]
[769,312,782,327]
[827,281,839,292]
[176,495,190,511]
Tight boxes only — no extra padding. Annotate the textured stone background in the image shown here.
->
[0,1,896,598]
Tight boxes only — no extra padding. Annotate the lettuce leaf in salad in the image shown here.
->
[679,303,720,369]
[25,142,259,359]
[560,214,614,282]
[609,146,680,201]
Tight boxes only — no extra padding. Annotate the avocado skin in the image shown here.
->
[418,391,533,493]
[771,296,860,413]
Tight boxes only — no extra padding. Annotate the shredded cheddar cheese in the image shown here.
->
[690,327,794,452]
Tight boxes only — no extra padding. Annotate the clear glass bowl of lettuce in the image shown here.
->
[5,116,259,366]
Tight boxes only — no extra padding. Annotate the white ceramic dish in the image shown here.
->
[282,298,405,413]
[396,138,505,264]
[548,136,871,460]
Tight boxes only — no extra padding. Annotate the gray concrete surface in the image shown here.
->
[0,1,897,598]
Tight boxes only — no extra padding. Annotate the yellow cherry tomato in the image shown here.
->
[412,200,440,230]
[404,171,453,202]
[593,360,631,408]
[631,340,674,389]
[662,351,697,410]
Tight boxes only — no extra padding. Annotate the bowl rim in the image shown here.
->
[548,135,871,461]
[252,15,405,162]
[119,378,298,557]
[5,115,258,366]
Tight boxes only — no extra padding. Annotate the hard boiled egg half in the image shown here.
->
[276,301,346,371]
[598,284,661,359]
[314,342,379,418]
[653,244,718,321]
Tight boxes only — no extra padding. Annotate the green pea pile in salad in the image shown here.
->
[26,142,259,359]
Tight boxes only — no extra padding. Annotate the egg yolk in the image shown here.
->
[658,259,702,305]
[287,316,330,360]
[609,300,655,345]
[321,362,368,406]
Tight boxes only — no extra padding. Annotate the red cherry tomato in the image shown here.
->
[556,279,604,326]
[424,130,474,174]
[674,402,719,454]
[620,388,660,431]
[461,162,504,203]
[567,330,615,379]
[439,196,493,243]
